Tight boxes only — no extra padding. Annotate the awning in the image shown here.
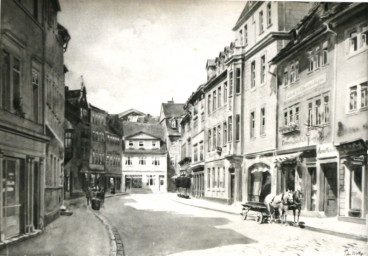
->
[274,152,303,166]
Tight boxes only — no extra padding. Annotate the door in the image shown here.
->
[230,174,235,200]
[159,175,164,191]
[33,162,40,229]
[2,158,21,238]
[323,164,337,217]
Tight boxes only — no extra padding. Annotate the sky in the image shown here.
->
[58,0,246,116]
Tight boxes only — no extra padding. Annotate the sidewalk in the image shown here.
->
[0,201,110,256]
[169,193,368,242]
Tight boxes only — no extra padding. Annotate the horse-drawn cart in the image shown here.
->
[240,201,273,224]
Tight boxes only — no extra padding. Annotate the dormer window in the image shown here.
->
[171,118,177,129]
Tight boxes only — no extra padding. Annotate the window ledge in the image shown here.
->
[347,47,368,59]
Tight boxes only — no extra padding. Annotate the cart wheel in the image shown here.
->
[256,213,263,224]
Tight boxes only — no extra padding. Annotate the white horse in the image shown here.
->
[264,190,294,224]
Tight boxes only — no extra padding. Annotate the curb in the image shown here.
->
[89,208,125,256]
[172,197,367,242]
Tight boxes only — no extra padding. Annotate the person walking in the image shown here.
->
[86,186,92,206]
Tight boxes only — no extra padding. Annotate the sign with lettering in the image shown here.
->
[338,140,367,157]
[285,73,327,100]
[317,143,338,159]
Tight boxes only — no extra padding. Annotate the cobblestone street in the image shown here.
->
[101,194,367,256]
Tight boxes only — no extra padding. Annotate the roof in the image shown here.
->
[232,1,262,31]
[164,119,182,137]
[122,122,165,141]
[89,104,108,114]
[206,59,216,69]
[118,108,146,118]
[125,131,161,140]
[270,3,351,64]
[161,103,185,119]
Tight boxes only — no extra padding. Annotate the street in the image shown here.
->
[101,194,367,256]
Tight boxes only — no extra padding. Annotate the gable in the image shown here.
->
[127,132,160,140]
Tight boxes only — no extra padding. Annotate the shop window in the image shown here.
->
[212,167,216,188]
[207,169,211,189]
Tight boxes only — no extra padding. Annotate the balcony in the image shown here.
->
[178,157,192,167]
[279,123,300,135]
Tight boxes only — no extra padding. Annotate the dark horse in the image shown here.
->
[288,189,303,225]
[264,190,294,224]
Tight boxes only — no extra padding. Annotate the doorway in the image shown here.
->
[33,162,40,229]
[230,173,235,202]
[321,163,338,217]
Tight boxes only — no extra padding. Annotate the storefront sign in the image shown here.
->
[285,73,327,100]
[338,140,367,157]
[317,143,338,159]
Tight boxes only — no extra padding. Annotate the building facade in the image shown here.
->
[121,122,167,192]
[64,83,90,199]
[231,1,312,204]
[159,101,186,191]
[271,2,368,221]
[0,0,69,240]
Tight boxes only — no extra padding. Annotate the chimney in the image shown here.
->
[168,97,174,104]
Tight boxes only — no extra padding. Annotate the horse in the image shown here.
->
[288,189,303,226]
[264,190,294,224]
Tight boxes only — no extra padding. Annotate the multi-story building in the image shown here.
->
[89,104,108,188]
[230,1,312,203]
[105,124,122,193]
[121,122,167,192]
[271,3,367,221]
[180,85,206,198]
[0,0,69,240]
[64,82,90,199]
[159,100,186,191]
[331,3,367,222]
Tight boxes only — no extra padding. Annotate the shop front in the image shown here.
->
[337,139,367,223]
[191,164,204,198]
[244,157,273,203]
[274,150,319,214]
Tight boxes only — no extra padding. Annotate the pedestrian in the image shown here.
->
[86,186,92,206]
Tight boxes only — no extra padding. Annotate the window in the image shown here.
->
[217,125,221,147]
[239,29,243,45]
[323,95,330,123]
[259,11,264,33]
[65,132,72,148]
[193,144,198,162]
[295,61,299,80]
[13,58,21,101]
[244,24,248,45]
[361,82,368,108]
[283,67,288,86]
[208,94,211,114]
[223,122,227,146]
[251,61,256,89]
[267,3,272,26]
[152,157,160,166]
[208,129,212,152]
[322,41,328,65]
[229,71,233,96]
[295,106,300,124]
[260,108,265,135]
[308,51,314,72]
[139,157,146,165]
[224,82,228,103]
[213,90,217,111]
[213,127,216,150]
[228,116,233,142]
[316,47,321,69]
[361,24,368,48]
[216,168,220,188]
[250,112,255,138]
[152,141,156,147]
[235,68,241,93]
[1,51,11,110]
[218,86,222,107]
[129,141,134,148]
[219,168,223,188]
[349,86,358,111]
[290,64,295,83]
[139,141,144,148]
[349,31,358,53]
[32,69,39,122]
[261,55,266,84]
[315,99,322,125]
[235,114,240,141]
[308,102,313,125]
[199,142,204,161]
[171,119,177,128]
[147,175,156,186]
[349,82,368,111]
